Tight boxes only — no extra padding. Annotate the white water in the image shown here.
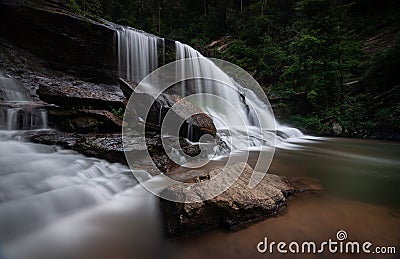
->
[0,133,139,241]
[0,107,48,131]
[173,42,304,152]
[0,27,310,259]
[116,27,164,83]
[0,74,164,259]
[0,74,48,130]
[0,131,166,259]
[117,29,304,151]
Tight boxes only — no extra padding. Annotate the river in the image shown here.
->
[0,133,398,259]
[172,137,400,259]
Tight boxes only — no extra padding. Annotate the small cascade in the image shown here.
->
[0,104,48,130]
[116,27,164,83]
[0,73,48,131]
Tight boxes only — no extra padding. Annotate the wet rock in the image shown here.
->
[160,162,322,236]
[28,131,130,165]
[47,109,123,133]
[27,130,204,173]
[37,83,126,110]
[332,122,343,136]
[118,79,216,141]
[169,94,217,138]
[118,78,138,99]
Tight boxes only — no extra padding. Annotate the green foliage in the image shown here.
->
[66,0,82,15]
[88,1,103,18]
[110,107,125,120]
[287,114,321,133]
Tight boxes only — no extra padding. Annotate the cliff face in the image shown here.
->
[1,0,117,83]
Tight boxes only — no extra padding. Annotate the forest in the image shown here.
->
[67,0,399,139]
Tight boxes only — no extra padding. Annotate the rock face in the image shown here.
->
[37,83,126,110]
[0,0,117,83]
[47,109,123,133]
[160,163,322,236]
[27,131,129,165]
[36,82,127,133]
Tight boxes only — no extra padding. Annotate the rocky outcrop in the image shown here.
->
[118,78,138,99]
[37,83,126,110]
[0,0,117,83]
[27,130,205,173]
[27,131,129,165]
[160,162,322,236]
[36,82,128,133]
[118,78,217,142]
[47,109,123,133]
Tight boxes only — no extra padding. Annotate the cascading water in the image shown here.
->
[0,74,163,259]
[174,42,301,139]
[117,29,304,153]
[0,73,48,131]
[0,106,48,131]
[116,27,164,83]
[173,41,278,151]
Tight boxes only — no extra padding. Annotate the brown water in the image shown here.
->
[171,137,400,259]
[3,137,399,259]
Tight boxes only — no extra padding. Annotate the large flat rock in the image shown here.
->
[160,162,322,236]
[37,83,126,109]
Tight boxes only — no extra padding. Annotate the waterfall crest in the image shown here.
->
[116,27,164,83]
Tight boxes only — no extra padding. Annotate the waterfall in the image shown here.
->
[173,42,303,140]
[116,27,164,83]
[117,29,305,151]
[174,41,270,129]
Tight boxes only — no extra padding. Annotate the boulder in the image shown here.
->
[160,162,322,236]
[332,122,343,136]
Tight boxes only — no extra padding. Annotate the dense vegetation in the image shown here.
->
[67,0,400,139]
